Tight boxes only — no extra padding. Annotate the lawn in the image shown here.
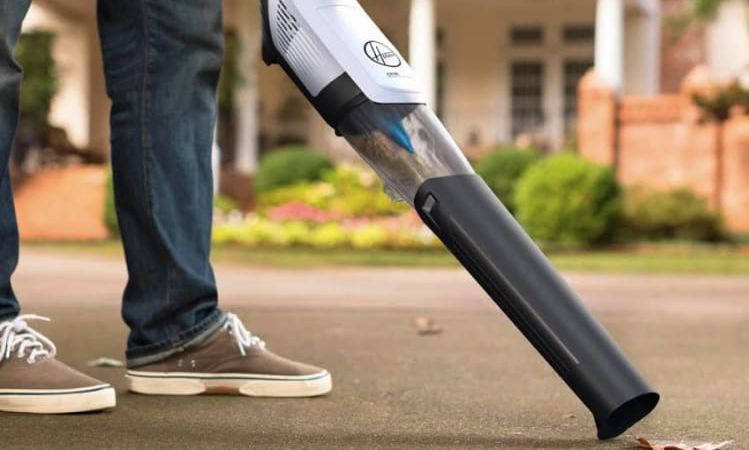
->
[22,240,749,274]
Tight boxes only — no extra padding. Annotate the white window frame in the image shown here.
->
[498,16,595,149]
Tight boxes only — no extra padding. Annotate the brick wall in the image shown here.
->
[578,67,749,233]
[722,116,749,231]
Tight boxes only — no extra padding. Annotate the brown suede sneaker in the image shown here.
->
[0,315,116,414]
[126,313,332,397]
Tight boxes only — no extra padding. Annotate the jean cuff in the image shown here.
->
[126,309,226,369]
[0,314,18,324]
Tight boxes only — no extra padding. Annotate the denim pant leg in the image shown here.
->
[0,0,31,323]
[97,0,226,367]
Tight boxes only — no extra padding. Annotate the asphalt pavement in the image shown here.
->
[2,249,747,450]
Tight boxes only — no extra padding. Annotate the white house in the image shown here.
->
[19,0,749,182]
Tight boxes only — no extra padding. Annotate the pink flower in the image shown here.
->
[267,201,342,223]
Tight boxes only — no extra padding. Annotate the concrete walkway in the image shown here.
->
[3,249,748,449]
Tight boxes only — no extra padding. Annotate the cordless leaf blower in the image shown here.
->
[259,0,659,439]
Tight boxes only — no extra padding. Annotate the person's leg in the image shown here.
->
[0,1,116,414]
[99,0,332,397]
[97,0,225,367]
[0,0,29,322]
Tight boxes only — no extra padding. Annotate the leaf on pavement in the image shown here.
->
[86,357,125,368]
[411,316,443,335]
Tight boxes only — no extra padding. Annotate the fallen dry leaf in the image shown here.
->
[411,316,443,335]
[86,357,125,368]
[638,437,733,450]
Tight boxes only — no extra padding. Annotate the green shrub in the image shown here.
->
[474,146,540,213]
[321,166,407,217]
[104,170,119,236]
[619,188,725,242]
[255,146,333,193]
[15,32,57,120]
[258,165,408,217]
[515,153,621,245]
[214,195,239,214]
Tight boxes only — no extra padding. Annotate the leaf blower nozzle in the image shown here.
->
[259,0,659,439]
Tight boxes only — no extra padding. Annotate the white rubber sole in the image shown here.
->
[0,385,116,414]
[126,370,332,397]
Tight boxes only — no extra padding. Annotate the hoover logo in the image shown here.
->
[364,41,401,67]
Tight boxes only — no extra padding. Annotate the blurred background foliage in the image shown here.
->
[692,82,749,121]
[102,142,729,251]
[15,31,58,121]
[99,145,729,251]
[514,153,621,246]
[669,0,735,37]
[12,31,58,169]
[103,142,729,250]
[254,146,334,193]
[474,145,540,214]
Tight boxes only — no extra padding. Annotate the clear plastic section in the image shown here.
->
[338,103,475,206]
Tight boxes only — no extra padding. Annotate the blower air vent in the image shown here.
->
[275,0,300,53]
[271,0,329,86]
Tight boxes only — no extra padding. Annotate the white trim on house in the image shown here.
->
[500,19,596,148]
[435,1,597,150]
[410,0,438,108]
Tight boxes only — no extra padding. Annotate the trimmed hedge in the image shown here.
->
[474,146,540,213]
[515,153,621,245]
[619,187,726,242]
[255,146,333,193]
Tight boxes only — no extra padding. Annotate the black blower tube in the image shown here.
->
[415,174,659,440]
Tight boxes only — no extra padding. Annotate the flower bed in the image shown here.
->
[213,209,441,250]
[213,164,441,250]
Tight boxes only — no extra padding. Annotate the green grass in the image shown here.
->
[21,241,456,268]
[548,249,749,274]
[21,240,749,274]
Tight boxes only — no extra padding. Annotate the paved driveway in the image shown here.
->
[3,249,747,449]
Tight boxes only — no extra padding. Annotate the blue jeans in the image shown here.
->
[0,0,226,367]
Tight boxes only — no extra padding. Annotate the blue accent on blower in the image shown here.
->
[373,107,415,154]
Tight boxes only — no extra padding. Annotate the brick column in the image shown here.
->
[681,65,722,208]
[577,69,617,166]
[721,116,749,232]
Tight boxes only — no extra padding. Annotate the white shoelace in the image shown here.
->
[0,315,57,364]
[222,313,266,357]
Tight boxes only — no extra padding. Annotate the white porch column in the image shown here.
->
[595,0,625,94]
[234,0,262,175]
[409,0,437,108]
[624,0,661,94]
